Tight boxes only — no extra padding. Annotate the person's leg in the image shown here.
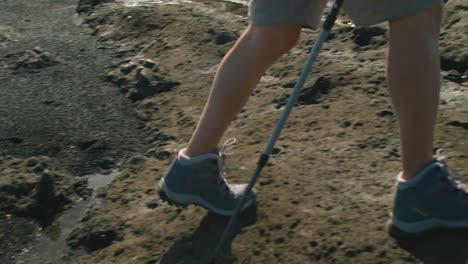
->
[387,1,443,180]
[185,24,302,157]
[159,25,302,216]
[387,1,468,234]
[159,0,327,216]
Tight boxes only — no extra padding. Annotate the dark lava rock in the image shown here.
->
[146,200,159,209]
[73,177,92,198]
[297,77,333,105]
[120,62,137,74]
[0,182,36,200]
[340,120,352,128]
[447,120,468,130]
[215,32,237,45]
[26,158,38,168]
[10,48,59,70]
[274,77,334,108]
[443,70,466,84]
[128,70,180,102]
[271,147,281,155]
[77,0,111,13]
[96,157,116,170]
[36,172,55,205]
[68,220,121,252]
[0,158,76,227]
[77,140,99,151]
[376,110,394,118]
[145,149,172,160]
[281,81,296,89]
[32,172,61,226]
[440,48,468,73]
[128,155,144,165]
[272,94,289,109]
[1,137,23,144]
[114,247,125,256]
[344,248,358,257]
[352,27,387,47]
[106,58,179,101]
[309,241,319,247]
[142,59,156,69]
[106,71,127,86]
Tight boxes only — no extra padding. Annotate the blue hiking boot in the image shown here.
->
[158,139,256,216]
[391,149,468,234]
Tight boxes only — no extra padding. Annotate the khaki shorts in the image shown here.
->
[249,0,440,28]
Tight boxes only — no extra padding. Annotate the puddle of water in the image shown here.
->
[16,171,119,264]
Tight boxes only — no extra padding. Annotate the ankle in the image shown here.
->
[184,147,200,158]
[401,158,434,181]
[177,148,218,166]
[182,145,208,158]
[185,145,216,158]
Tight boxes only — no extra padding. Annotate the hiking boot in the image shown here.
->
[391,149,468,234]
[158,139,256,216]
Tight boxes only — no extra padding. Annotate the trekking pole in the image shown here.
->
[211,0,345,262]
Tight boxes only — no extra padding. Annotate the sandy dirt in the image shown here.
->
[1,0,467,263]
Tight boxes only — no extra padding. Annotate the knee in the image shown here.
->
[422,0,444,25]
[247,25,302,55]
[391,1,443,30]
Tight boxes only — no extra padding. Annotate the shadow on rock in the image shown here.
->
[77,0,111,13]
[390,226,468,264]
[160,205,257,264]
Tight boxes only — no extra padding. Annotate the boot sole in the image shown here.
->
[389,215,468,235]
[158,178,254,217]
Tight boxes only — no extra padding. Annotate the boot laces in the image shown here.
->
[216,138,237,193]
[435,149,468,199]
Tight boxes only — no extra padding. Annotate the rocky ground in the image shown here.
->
[0,0,149,262]
[0,0,467,263]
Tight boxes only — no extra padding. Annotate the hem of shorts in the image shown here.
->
[353,0,437,27]
[251,0,438,29]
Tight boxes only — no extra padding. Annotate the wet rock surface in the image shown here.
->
[0,214,37,263]
[0,0,148,176]
[0,0,149,262]
[0,156,84,226]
